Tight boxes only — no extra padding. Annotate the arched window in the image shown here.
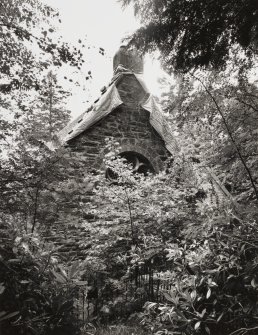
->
[106,151,155,180]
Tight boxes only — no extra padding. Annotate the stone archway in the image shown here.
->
[119,151,155,175]
[105,151,155,180]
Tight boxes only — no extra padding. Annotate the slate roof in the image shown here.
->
[58,68,148,144]
[57,67,179,155]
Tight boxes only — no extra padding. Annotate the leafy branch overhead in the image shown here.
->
[0,0,86,93]
[121,0,258,72]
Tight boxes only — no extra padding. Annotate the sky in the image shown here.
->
[42,0,167,118]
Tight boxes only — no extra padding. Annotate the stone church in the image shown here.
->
[51,47,179,261]
[55,46,180,319]
[58,46,178,175]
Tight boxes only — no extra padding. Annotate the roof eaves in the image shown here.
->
[57,70,150,144]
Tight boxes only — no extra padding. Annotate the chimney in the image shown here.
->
[113,46,144,74]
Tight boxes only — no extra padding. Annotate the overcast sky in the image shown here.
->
[42,0,166,118]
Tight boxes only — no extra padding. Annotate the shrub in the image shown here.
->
[0,219,86,335]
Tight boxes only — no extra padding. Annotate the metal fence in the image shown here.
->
[74,261,174,322]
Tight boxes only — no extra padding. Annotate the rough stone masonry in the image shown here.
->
[66,73,169,173]
[47,46,173,260]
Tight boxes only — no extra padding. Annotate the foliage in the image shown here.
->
[1,2,258,333]
[2,127,257,334]
[140,202,258,335]
[120,0,258,72]
[81,324,147,335]
[125,65,258,335]
[0,219,87,335]
[60,139,211,320]
[0,0,85,156]
[0,72,89,334]
[16,70,71,142]
[0,71,74,235]
[0,0,84,93]
[161,68,258,203]
[70,130,257,335]
[1,96,258,334]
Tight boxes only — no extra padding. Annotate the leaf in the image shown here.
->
[240,244,246,253]
[205,269,218,274]
[194,321,201,330]
[191,290,197,300]
[251,278,257,288]
[68,260,80,279]
[163,292,175,304]
[0,285,5,295]
[199,308,206,318]
[59,266,68,279]
[206,288,211,299]
[51,270,66,284]
[0,311,19,322]
[73,280,88,286]
[205,325,210,334]
[217,312,224,322]
[144,302,157,311]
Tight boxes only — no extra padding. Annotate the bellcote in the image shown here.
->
[113,46,144,74]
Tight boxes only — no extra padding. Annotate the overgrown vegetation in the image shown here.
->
[0,222,87,335]
[80,137,258,335]
[120,0,258,72]
[1,1,258,335]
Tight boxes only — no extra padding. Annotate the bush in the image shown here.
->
[0,219,86,335]
[140,203,258,335]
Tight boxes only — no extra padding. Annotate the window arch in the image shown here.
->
[106,151,155,180]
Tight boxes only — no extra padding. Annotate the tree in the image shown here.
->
[141,198,258,335]
[17,71,71,142]
[55,139,213,319]
[0,211,88,335]
[0,0,84,93]
[0,0,86,156]
[159,69,258,204]
[120,0,258,72]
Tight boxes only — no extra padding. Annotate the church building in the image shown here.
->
[49,47,180,263]
[58,46,178,175]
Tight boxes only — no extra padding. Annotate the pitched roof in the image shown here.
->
[57,69,178,155]
[58,70,148,144]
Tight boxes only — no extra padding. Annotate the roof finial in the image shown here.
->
[113,45,144,74]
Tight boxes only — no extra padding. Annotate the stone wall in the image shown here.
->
[44,74,170,261]
[67,74,169,173]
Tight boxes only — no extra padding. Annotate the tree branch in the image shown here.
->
[31,170,44,234]
[192,73,258,202]
[237,98,258,113]
[124,187,135,244]
[229,325,258,335]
